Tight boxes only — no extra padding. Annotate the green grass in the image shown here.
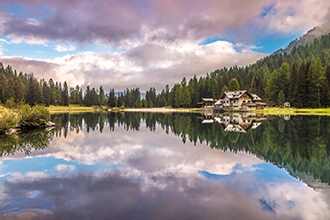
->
[47,105,108,114]
[47,105,330,116]
[255,107,330,116]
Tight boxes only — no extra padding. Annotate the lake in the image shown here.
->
[0,112,330,220]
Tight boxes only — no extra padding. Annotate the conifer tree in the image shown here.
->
[62,81,69,106]
[99,86,105,106]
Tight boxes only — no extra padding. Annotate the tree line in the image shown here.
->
[1,33,330,108]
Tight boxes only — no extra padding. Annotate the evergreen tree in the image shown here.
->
[107,89,117,108]
[99,86,105,106]
[278,90,285,105]
[25,76,43,106]
[42,80,51,106]
[307,59,325,107]
[0,72,9,104]
[48,78,56,105]
[228,78,240,91]
[77,86,83,105]
[69,87,77,104]
[84,86,92,106]
[62,81,69,106]
[322,64,330,106]
[55,82,62,105]
[180,78,191,107]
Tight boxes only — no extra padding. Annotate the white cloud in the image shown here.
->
[8,171,48,182]
[10,36,47,45]
[26,18,40,26]
[0,38,10,44]
[0,38,10,56]
[1,39,265,91]
[260,0,329,34]
[54,44,76,52]
[56,164,76,172]
[263,182,330,220]
[9,37,263,91]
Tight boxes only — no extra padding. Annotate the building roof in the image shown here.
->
[251,94,262,101]
[214,99,223,105]
[224,124,247,133]
[221,90,249,99]
[202,98,214,102]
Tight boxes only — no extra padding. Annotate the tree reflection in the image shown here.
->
[0,128,53,156]
[2,112,329,185]
[50,112,330,184]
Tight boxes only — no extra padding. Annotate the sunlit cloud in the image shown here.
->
[54,44,76,52]
[258,0,330,34]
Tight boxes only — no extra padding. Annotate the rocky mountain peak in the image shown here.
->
[276,25,330,54]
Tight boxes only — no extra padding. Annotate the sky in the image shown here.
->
[0,0,330,92]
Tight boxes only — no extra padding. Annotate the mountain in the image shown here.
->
[276,25,330,54]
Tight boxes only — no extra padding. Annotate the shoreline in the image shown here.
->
[47,106,200,114]
[45,105,330,116]
[117,107,199,113]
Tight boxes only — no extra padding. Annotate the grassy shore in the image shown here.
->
[254,107,330,116]
[48,106,201,114]
[119,107,200,113]
[47,105,330,116]
[47,105,106,114]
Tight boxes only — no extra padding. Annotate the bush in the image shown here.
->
[19,104,50,128]
[0,106,20,133]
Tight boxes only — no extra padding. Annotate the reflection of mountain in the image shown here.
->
[286,166,330,198]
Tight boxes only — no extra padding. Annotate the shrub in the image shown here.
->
[0,106,20,133]
[19,104,50,128]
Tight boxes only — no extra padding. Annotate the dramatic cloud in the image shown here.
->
[1,57,58,80]
[0,0,329,91]
[258,0,330,34]
[1,0,327,44]
[1,40,265,91]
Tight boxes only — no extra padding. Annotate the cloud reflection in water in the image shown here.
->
[0,120,329,220]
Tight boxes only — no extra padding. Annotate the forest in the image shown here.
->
[1,33,330,108]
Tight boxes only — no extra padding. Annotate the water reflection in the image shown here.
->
[201,112,267,133]
[0,129,53,156]
[0,112,329,219]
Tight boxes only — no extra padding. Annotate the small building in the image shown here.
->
[214,90,266,112]
[198,98,215,108]
[283,102,291,108]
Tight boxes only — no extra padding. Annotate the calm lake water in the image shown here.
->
[0,112,330,220]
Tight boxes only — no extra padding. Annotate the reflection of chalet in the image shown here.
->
[213,113,266,133]
[214,90,266,112]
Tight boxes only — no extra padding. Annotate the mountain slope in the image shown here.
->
[277,25,330,54]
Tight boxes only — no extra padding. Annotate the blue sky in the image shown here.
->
[0,0,329,91]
